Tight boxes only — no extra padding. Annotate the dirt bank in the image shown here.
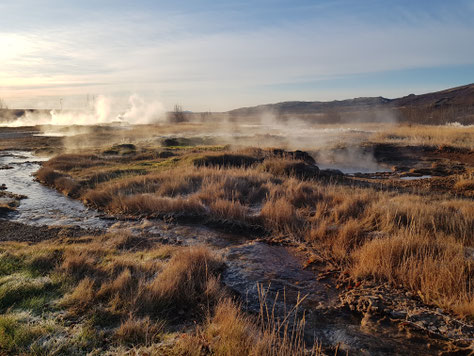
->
[0,220,100,242]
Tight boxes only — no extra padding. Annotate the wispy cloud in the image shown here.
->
[1,0,473,110]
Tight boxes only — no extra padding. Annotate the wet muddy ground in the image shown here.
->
[323,143,474,198]
[1,149,472,355]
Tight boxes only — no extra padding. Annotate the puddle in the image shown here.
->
[400,175,432,180]
[223,242,336,310]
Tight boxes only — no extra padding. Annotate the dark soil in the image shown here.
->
[0,126,62,153]
[350,143,474,197]
[0,220,100,242]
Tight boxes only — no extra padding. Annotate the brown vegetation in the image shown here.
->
[371,124,474,149]
[39,144,473,318]
[177,294,319,356]
[352,233,473,315]
[0,234,316,354]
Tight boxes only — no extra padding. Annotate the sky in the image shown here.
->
[1,0,474,111]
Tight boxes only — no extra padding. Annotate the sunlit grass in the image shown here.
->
[37,144,474,318]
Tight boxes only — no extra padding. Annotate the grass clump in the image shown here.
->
[352,232,474,316]
[193,153,260,168]
[0,274,61,312]
[0,313,48,354]
[177,288,320,356]
[0,251,24,276]
[114,316,163,346]
[135,246,225,317]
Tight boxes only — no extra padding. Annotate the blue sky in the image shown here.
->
[1,0,474,110]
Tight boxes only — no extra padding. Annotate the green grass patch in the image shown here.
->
[25,250,62,277]
[0,252,24,276]
[0,249,60,279]
[0,314,47,354]
[73,323,104,351]
[0,274,63,312]
[17,295,49,314]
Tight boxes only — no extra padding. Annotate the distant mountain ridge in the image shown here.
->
[228,84,474,125]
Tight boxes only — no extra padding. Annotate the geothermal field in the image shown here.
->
[1,1,474,354]
[0,87,473,355]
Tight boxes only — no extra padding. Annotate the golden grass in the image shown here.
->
[60,248,102,280]
[136,246,225,316]
[40,146,474,317]
[209,199,256,226]
[111,194,206,216]
[0,233,317,354]
[177,293,320,356]
[260,197,303,235]
[62,277,96,312]
[454,170,474,191]
[352,232,473,316]
[58,241,225,320]
[455,178,474,190]
[371,124,474,149]
[114,315,163,346]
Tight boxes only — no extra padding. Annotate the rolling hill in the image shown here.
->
[228,83,474,125]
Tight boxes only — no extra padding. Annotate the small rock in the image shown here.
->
[414,321,425,328]
[438,326,448,333]
[391,310,407,319]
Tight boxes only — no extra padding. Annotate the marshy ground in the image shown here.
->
[0,122,472,355]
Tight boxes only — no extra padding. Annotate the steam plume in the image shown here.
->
[0,95,165,127]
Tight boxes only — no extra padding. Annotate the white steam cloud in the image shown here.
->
[119,95,165,125]
[0,95,166,127]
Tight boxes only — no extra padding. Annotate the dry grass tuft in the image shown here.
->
[136,247,225,316]
[60,249,102,280]
[454,171,474,191]
[111,194,206,217]
[260,198,304,236]
[35,167,80,196]
[209,199,256,226]
[53,176,80,196]
[82,189,114,208]
[114,315,163,346]
[178,289,320,356]
[352,232,474,316]
[194,153,260,168]
[35,167,64,186]
[62,277,96,313]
